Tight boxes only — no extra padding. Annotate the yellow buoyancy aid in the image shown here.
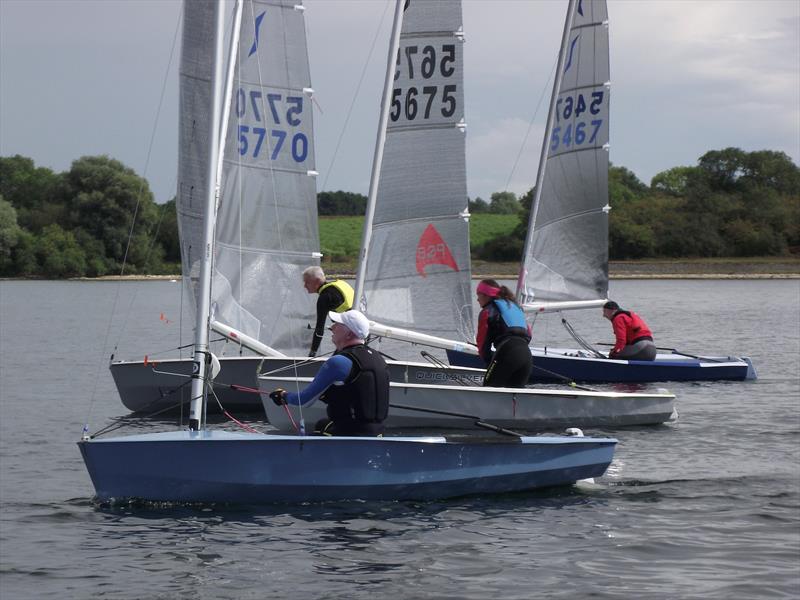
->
[318,279,354,312]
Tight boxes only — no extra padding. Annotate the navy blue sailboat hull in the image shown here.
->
[78,431,616,504]
[447,348,756,383]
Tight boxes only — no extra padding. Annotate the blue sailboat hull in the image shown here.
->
[447,348,756,384]
[78,431,616,504]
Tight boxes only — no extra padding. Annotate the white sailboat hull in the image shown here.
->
[258,375,676,431]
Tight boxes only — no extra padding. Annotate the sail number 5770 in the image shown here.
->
[235,89,308,162]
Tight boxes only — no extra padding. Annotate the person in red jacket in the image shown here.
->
[602,300,657,361]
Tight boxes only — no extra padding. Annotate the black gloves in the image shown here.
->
[269,389,287,406]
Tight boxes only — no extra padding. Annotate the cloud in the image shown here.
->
[467,117,545,201]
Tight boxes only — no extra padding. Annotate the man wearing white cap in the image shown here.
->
[270,310,389,436]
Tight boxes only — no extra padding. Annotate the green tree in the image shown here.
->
[513,187,535,240]
[35,224,87,277]
[12,230,38,276]
[696,147,748,192]
[0,155,64,231]
[650,166,697,197]
[154,198,181,265]
[474,189,529,260]
[741,150,800,195]
[488,191,520,214]
[468,196,489,213]
[317,190,367,215]
[0,197,22,274]
[609,165,648,205]
[63,155,159,274]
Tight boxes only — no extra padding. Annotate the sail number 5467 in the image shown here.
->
[555,91,604,122]
[550,90,605,152]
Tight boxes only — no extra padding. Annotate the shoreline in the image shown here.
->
[73,274,796,281]
[4,259,798,282]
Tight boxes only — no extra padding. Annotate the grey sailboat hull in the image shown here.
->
[109,356,485,413]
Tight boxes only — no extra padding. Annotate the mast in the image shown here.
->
[516,0,579,303]
[216,0,243,187]
[353,0,406,308]
[189,1,227,432]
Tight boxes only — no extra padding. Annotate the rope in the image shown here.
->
[419,351,482,387]
[560,316,606,359]
[206,384,261,434]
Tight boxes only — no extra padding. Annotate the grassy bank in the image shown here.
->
[320,257,800,279]
[318,213,516,263]
[318,215,799,278]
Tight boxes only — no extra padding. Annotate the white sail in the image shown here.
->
[358,0,474,360]
[517,0,610,309]
[178,0,319,356]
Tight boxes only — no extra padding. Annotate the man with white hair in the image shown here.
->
[302,266,354,357]
[270,310,389,436]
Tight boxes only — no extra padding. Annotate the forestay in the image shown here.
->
[178,0,319,356]
[517,0,610,308]
[360,0,474,360]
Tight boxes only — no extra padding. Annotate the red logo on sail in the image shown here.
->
[416,224,459,277]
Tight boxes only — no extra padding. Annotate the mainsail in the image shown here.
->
[178,0,319,356]
[517,0,610,308]
[359,0,474,359]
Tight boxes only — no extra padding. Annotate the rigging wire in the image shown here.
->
[501,56,558,195]
[83,6,183,434]
[313,0,392,192]
[244,0,329,434]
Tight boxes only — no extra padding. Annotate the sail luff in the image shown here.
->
[517,0,579,303]
[189,1,227,431]
[354,0,406,307]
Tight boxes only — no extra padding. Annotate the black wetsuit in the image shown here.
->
[315,344,389,436]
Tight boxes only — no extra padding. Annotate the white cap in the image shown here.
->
[329,310,370,339]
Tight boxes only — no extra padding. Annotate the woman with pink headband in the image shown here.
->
[475,279,532,387]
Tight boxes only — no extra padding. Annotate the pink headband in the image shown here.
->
[477,281,500,297]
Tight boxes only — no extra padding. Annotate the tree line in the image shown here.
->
[0,147,797,278]
[474,147,800,261]
[0,155,179,278]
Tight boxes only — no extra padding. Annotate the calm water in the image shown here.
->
[1,279,799,599]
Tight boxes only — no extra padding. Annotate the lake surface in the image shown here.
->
[1,279,798,599]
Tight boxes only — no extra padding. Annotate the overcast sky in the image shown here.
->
[1,0,798,204]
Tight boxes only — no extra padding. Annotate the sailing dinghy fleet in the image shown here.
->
[79,0,750,505]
